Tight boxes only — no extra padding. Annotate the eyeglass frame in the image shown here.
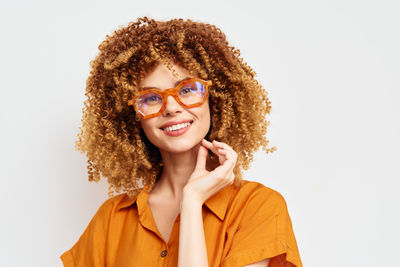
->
[127,77,212,119]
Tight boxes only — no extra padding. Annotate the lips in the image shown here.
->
[159,119,194,129]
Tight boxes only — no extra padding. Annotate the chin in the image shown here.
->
[159,139,200,154]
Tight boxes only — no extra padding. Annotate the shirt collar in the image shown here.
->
[116,183,235,221]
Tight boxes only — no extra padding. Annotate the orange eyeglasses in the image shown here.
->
[128,77,211,119]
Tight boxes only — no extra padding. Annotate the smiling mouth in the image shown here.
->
[160,121,193,132]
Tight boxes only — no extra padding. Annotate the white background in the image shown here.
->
[1,0,399,266]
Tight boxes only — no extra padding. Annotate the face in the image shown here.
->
[138,62,211,154]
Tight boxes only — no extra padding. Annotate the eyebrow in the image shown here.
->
[141,77,192,90]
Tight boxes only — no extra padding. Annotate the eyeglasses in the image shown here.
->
[128,77,211,119]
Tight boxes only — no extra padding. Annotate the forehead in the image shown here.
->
[139,62,193,89]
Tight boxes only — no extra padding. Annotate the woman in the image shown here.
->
[61,17,302,267]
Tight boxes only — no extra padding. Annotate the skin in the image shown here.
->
[139,62,270,267]
[139,62,212,198]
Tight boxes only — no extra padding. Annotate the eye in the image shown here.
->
[179,84,198,95]
[140,93,162,105]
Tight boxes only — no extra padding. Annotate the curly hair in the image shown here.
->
[76,17,277,198]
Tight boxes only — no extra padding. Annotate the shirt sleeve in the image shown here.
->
[221,186,302,267]
[60,198,114,267]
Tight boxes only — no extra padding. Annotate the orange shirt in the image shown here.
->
[60,180,302,267]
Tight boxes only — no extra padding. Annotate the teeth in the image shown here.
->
[164,122,191,132]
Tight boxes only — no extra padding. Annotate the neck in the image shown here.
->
[152,143,201,200]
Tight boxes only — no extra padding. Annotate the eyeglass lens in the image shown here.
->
[136,81,206,116]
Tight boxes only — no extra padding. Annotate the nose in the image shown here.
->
[162,95,183,116]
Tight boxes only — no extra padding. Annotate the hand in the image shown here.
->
[183,139,238,205]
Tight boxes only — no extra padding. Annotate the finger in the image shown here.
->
[212,142,237,179]
[212,167,234,187]
[212,154,236,180]
[217,148,227,154]
[211,140,233,158]
[218,146,237,160]
[212,140,225,148]
[213,140,228,146]
[219,148,238,177]
[203,139,224,157]
[217,148,230,160]
[227,159,236,177]
[213,140,235,153]
[201,139,214,149]
[214,141,238,161]
[195,144,209,170]
[205,140,238,167]
[222,158,236,184]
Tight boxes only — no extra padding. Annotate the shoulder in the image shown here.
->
[227,180,289,222]
[234,180,287,208]
[92,193,130,218]
[222,180,302,267]
[99,193,127,209]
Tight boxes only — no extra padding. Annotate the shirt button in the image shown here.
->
[161,250,168,257]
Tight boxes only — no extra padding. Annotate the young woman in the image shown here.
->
[61,17,302,267]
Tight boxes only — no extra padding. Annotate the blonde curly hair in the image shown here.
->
[76,17,277,198]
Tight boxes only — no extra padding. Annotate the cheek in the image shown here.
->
[198,105,211,129]
[139,119,157,138]
[205,103,211,122]
[205,109,211,124]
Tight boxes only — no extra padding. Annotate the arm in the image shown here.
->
[178,193,271,267]
[178,139,237,267]
[178,195,270,267]
[177,195,209,267]
[178,197,269,267]
[177,140,273,267]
